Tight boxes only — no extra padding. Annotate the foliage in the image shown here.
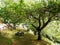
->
[0,0,60,42]
[0,0,26,29]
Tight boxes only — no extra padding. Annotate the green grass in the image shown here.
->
[0,34,12,45]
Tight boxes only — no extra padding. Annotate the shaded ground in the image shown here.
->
[12,33,50,45]
[12,39,49,45]
[0,30,50,45]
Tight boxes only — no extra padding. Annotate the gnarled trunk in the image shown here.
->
[37,31,41,40]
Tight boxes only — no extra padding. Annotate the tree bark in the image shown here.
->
[37,31,41,40]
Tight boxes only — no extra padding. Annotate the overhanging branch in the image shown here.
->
[30,14,39,20]
[28,17,37,29]
[30,23,37,29]
[40,15,53,30]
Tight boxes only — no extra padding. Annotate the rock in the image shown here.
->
[15,31,24,36]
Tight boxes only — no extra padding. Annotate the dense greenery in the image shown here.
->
[0,0,60,43]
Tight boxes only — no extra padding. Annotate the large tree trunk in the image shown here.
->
[37,31,41,40]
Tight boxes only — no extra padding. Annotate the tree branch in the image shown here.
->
[30,14,39,20]
[42,17,45,25]
[40,16,53,30]
[30,23,37,29]
[28,17,37,29]
[38,15,41,28]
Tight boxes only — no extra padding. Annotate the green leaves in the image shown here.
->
[0,0,26,24]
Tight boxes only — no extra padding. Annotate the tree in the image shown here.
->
[24,0,60,40]
[0,0,25,29]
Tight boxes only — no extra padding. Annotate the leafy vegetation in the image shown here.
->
[0,0,60,45]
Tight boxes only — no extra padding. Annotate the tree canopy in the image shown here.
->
[0,0,60,40]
